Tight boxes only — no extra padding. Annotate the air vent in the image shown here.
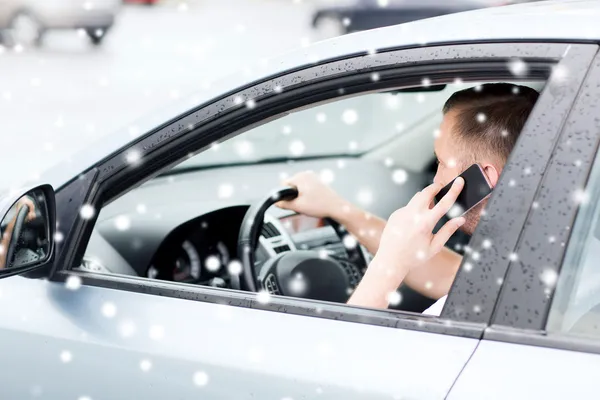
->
[273,244,291,254]
[262,222,280,238]
[264,273,281,295]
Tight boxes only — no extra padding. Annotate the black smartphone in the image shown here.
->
[434,164,493,216]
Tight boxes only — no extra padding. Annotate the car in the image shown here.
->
[2,0,600,398]
[310,0,539,39]
[0,0,121,47]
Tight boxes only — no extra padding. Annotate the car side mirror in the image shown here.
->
[0,184,56,278]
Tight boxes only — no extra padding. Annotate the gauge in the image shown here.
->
[172,240,201,282]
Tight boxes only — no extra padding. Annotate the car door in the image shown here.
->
[447,49,600,399]
[0,42,592,400]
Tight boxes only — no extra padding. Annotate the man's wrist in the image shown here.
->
[329,198,356,224]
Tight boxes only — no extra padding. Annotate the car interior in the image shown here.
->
[80,78,547,314]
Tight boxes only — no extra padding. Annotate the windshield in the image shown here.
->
[174,86,455,170]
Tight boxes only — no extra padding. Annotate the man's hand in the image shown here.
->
[275,171,347,219]
[348,178,465,308]
[377,178,466,276]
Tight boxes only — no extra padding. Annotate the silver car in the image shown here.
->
[0,0,121,46]
[2,0,600,399]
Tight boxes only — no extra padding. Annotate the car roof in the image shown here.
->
[36,0,600,192]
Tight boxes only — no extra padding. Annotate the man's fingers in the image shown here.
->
[430,177,464,222]
[431,217,466,254]
[414,181,445,207]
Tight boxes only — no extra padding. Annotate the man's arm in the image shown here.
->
[348,179,465,309]
[331,199,462,300]
[277,171,463,300]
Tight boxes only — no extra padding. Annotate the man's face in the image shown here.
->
[433,109,485,235]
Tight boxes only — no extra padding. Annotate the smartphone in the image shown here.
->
[434,164,493,216]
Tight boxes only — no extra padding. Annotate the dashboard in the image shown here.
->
[82,156,459,309]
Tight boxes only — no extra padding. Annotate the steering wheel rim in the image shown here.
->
[237,187,370,298]
[6,204,29,269]
[237,186,299,292]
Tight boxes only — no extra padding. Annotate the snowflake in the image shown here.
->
[371,73,380,82]
[257,290,271,304]
[496,277,504,285]
[524,167,532,175]
[114,215,131,231]
[2,91,11,101]
[289,140,305,156]
[508,58,528,77]
[367,49,377,56]
[140,359,152,372]
[343,17,351,26]
[447,205,464,218]
[274,85,283,93]
[574,159,582,167]
[205,255,221,272]
[476,113,487,123]
[234,96,243,105]
[548,236,556,243]
[386,291,402,306]
[474,85,483,92]
[573,188,590,204]
[282,125,292,135]
[14,44,23,53]
[281,397,294,400]
[319,169,335,184]
[288,273,308,295]
[245,99,256,109]
[54,231,64,243]
[472,252,480,261]
[432,128,441,138]
[356,189,373,205]
[540,268,558,287]
[508,179,516,187]
[60,350,72,363]
[193,371,209,387]
[65,275,82,290]
[482,239,492,249]
[149,325,165,340]
[473,305,482,313]
[120,321,136,337]
[416,94,425,103]
[217,184,234,199]
[532,201,539,209]
[316,112,327,123]
[424,280,433,289]
[227,260,243,276]
[384,157,394,167]
[396,123,404,132]
[235,140,254,157]
[78,396,92,400]
[348,141,358,151]
[551,65,569,84]
[385,96,400,109]
[508,252,519,262]
[101,302,117,318]
[342,109,358,125]
[342,235,357,249]
[392,169,408,184]
[463,262,473,272]
[136,204,147,214]
[422,77,431,87]
[80,204,95,219]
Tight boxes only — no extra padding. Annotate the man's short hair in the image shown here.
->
[442,83,539,166]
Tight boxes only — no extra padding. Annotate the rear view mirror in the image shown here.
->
[0,184,56,278]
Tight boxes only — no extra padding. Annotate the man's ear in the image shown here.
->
[481,163,501,188]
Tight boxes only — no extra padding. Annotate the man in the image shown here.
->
[276,83,539,314]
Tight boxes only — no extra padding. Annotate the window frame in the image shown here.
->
[486,47,600,354]
[47,41,584,339]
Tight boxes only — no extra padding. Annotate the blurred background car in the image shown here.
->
[311,0,540,39]
[0,0,121,47]
[122,0,159,5]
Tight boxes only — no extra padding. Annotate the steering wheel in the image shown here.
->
[236,186,369,303]
[5,204,30,268]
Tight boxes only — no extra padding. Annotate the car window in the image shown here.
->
[81,78,545,317]
[546,147,600,338]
